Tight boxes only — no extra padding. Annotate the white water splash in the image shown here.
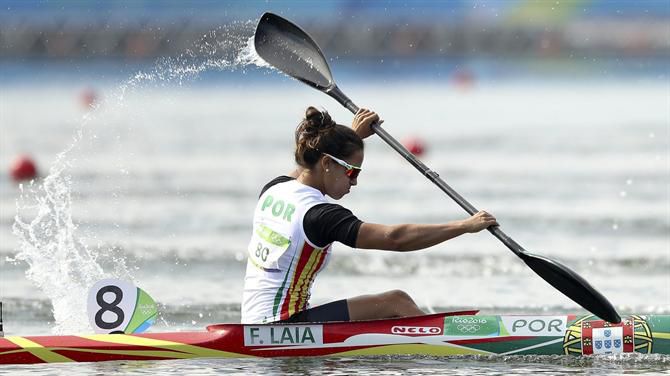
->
[236,35,272,68]
[12,168,108,334]
[11,21,262,334]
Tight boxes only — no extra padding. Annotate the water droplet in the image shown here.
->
[612,223,619,230]
[619,191,627,197]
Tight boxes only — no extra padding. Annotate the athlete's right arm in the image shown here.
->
[355,211,497,252]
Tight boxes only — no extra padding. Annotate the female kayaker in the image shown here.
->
[241,107,498,324]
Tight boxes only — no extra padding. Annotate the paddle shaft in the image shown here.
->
[328,86,525,258]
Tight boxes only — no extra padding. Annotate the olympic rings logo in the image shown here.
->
[456,324,481,333]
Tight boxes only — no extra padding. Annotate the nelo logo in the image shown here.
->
[391,326,441,335]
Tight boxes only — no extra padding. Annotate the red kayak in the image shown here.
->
[2,311,668,364]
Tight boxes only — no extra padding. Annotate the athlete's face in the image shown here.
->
[324,149,364,200]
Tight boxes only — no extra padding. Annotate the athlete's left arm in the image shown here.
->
[355,211,497,252]
[355,222,467,252]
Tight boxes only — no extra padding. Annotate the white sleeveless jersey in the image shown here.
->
[241,180,332,324]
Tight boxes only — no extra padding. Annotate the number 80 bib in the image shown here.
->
[248,223,291,272]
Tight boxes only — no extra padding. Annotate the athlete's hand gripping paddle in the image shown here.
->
[253,12,621,323]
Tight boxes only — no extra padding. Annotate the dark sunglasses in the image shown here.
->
[323,153,362,180]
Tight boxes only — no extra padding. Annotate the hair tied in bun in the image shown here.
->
[305,106,334,130]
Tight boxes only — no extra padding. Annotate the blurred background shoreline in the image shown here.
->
[2,1,667,92]
[2,1,668,60]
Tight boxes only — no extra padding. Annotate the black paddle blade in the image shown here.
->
[520,252,621,323]
[254,13,334,91]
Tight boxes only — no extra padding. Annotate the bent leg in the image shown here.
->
[280,299,350,323]
[347,289,425,321]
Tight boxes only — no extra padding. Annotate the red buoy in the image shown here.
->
[451,69,475,89]
[402,137,426,157]
[80,88,98,109]
[10,155,38,182]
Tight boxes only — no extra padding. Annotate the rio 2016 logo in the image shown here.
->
[444,315,500,336]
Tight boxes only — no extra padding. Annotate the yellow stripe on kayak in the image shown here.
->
[78,334,250,358]
[52,348,210,359]
[6,337,74,363]
[336,343,491,356]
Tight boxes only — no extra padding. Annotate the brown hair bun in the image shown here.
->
[294,106,364,169]
[304,106,335,130]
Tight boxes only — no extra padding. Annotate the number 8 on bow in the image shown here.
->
[87,279,158,334]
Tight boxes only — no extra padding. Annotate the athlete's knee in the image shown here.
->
[384,289,414,305]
